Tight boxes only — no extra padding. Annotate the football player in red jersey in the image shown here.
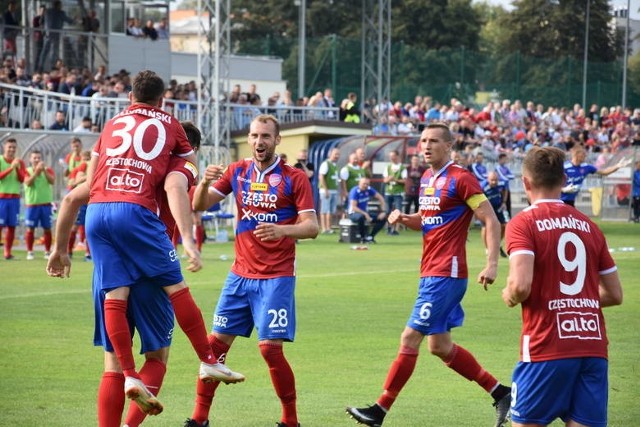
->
[503,147,622,427]
[346,122,511,427]
[188,114,319,427]
[47,71,243,426]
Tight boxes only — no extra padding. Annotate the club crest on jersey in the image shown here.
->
[435,177,446,190]
[250,182,268,192]
[269,174,282,187]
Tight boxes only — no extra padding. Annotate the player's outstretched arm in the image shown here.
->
[46,183,90,278]
[502,253,534,307]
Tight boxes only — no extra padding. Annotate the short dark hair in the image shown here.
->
[522,147,565,189]
[426,122,453,142]
[251,114,280,136]
[131,70,165,105]
[180,121,201,151]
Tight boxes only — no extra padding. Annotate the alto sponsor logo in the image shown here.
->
[213,315,228,328]
[241,208,279,222]
[557,311,602,340]
[106,167,145,193]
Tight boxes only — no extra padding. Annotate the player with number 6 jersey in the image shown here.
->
[503,146,623,427]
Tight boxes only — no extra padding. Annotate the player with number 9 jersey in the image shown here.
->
[503,147,622,427]
[506,201,616,361]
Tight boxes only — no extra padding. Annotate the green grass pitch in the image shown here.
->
[0,222,638,426]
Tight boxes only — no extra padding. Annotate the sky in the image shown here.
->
[474,0,640,19]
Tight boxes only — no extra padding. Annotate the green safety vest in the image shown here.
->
[385,163,405,195]
[25,167,53,205]
[321,160,340,190]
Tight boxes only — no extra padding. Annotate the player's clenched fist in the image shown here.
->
[202,164,224,185]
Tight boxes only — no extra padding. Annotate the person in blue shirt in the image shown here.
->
[481,171,508,258]
[632,160,640,223]
[348,177,387,244]
[561,146,630,206]
[469,152,488,182]
[495,153,515,219]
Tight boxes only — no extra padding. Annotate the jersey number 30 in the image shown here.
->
[107,116,167,160]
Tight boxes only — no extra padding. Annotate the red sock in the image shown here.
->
[68,230,76,254]
[169,287,215,363]
[4,227,15,257]
[443,344,498,393]
[191,335,230,424]
[172,229,180,249]
[377,345,419,410]
[259,342,297,426]
[43,229,52,252]
[97,371,125,427]
[79,225,86,243]
[196,225,205,252]
[104,299,138,378]
[25,228,34,251]
[124,358,167,427]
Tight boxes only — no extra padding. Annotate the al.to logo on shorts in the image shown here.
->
[106,167,145,193]
[557,311,602,340]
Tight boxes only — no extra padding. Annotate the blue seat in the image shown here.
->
[201,202,234,241]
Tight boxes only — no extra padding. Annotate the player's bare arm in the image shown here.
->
[375,193,387,220]
[388,209,422,231]
[599,271,623,308]
[192,165,224,211]
[165,173,202,272]
[502,253,534,307]
[474,200,500,289]
[254,211,319,241]
[46,183,90,278]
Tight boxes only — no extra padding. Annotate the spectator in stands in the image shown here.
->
[30,119,44,130]
[2,1,19,57]
[246,83,261,105]
[155,17,169,39]
[73,116,93,133]
[322,88,336,119]
[79,9,100,65]
[341,92,360,123]
[33,5,46,66]
[15,66,30,86]
[49,110,68,131]
[37,0,75,72]
[143,20,158,40]
[126,17,144,37]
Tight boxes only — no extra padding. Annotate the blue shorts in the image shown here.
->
[406,276,466,335]
[75,204,87,226]
[0,198,20,227]
[511,358,608,427]
[212,272,297,341]
[86,203,183,291]
[25,204,53,229]
[93,275,174,354]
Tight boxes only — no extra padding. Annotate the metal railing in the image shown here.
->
[0,83,341,134]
